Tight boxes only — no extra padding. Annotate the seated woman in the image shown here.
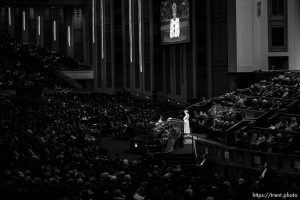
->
[266,133,275,152]
[250,132,258,146]
[285,117,298,131]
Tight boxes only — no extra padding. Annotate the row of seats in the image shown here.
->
[0,33,90,90]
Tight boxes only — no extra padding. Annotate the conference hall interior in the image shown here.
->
[1,0,300,199]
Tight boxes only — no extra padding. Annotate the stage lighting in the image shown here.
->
[23,11,26,31]
[8,7,11,26]
[38,16,41,36]
[68,26,71,47]
[53,20,56,41]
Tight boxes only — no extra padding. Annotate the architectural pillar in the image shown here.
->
[206,0,212,98]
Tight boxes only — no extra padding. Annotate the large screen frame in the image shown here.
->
[160,0,190,45]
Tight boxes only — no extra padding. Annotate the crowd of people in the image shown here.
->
[235,129,296,153]
[1,31,300,199]
[0,91,192,199]
[216,92,289,111]
[0,33,90,90]
[187,72,300,154]
[1,88,299,199]
[190,104,243,132]
[239,72,300,99]
[0,92,242,199]
[269,116,299,132]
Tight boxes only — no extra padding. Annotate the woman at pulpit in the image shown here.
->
[183,110,190,137]
[156,115,163,125]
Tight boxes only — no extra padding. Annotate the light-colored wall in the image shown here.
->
[235,0,300,72]
[287,0,300,70]
[235,0,268,72]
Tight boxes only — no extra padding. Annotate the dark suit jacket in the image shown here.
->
[259,167,275,184]
[197,158,211,178]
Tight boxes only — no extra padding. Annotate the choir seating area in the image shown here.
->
[191,71,300,181]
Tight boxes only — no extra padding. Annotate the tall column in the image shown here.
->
[182,45,187,102]
[171,46,176,97]
[110,0,114,91]
[129,0,134,91]
[101,0,107,91]
[82,3,90,65]
[192,0,197,98]
[149,0,154,94]
[93,0,98,91]
[206,0,212,98]
[121,0,126,89]
[138,0,143,94]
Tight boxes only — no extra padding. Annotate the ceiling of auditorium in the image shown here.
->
[1,0,85,7]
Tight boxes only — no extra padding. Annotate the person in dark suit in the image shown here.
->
[258,162,275,189]
[197,153,211,178]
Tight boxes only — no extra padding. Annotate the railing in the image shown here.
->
[53,70,82,89]
[196,137,300,181]
[193,136,198,159]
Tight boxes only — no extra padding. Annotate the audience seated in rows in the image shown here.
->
[0,33,90,90]
[269,117,299,132]
[236,130,296,153]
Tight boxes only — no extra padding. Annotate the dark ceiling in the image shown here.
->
[1,0,85,7]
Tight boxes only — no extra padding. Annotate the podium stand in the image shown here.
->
[167,118,184,131]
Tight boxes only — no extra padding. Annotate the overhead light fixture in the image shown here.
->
[38,16,41,36]
[53,21,56,41]
[8,7,11,26]
[92,0,95,43]
[23,11,26,31]
[68,26,71,47]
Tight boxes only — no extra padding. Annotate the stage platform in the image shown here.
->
[99,136,142,161]
[98,133,206,160]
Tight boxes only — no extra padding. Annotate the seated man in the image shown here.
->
[196,153,211,178]
[251,133,266,150]
[165,124,176,152]
[258,162,275,188]
[273,133,285,153]
[283,134,295,153]
[236,132,250,148]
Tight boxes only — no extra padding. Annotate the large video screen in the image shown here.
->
[160,0,190,45]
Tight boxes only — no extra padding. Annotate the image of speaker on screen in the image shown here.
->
[160,0,190,44]
[170,3,180,38]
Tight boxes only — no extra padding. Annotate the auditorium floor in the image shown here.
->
[99,136,142,161]
[98,135,199,160]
